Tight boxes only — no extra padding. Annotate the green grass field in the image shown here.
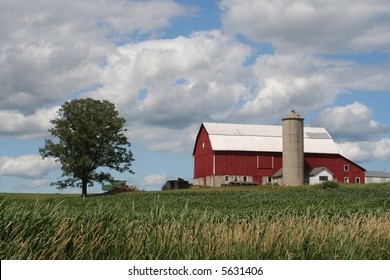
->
[1,184,390,259]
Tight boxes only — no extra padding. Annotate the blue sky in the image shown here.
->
[1,0,390,193]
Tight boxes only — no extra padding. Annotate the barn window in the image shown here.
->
[224,176,229,182]
[344,177,349,183]
[344,164,349,171]
[243,176,248,182]
[319,176,328,181]
[355,177,360,184]
[202,142,205,148]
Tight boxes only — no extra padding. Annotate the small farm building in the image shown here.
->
[162,178,190,190]
[365,171,390,183]
[193,121,365,187]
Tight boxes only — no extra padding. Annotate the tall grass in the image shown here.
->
[1,185,390,259]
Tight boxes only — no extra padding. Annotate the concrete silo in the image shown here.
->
[282,110,304,186]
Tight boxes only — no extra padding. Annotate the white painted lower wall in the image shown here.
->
[193,175,254,187]
[365,177,390,183]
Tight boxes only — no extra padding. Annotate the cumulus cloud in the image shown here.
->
[0,106,59,138]
[337,63,390,92]
[217,0,390,127]
[126,123,199,153]
[141,173,167,187]
[232,53,343,122]
[88,33,388,153]
[310,102,389,141]
[86,30,252,151]
[312,102,390,163]
[338,138,390,163]
[0,0,188,113]
[0,154,60,179]
[220,0,390,53]
[90,30,251,122]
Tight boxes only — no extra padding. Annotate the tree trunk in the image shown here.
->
[81,179,88,198]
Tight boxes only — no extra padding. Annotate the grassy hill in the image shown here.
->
[1,184,390,259]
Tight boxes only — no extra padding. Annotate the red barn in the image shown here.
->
[193,122,365,186]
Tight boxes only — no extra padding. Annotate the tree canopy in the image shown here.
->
[39,98,134,197]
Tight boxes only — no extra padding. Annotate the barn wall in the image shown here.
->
[201,152,365,186]
[214,151,282,185]
[193,126,214,184]
[304,154,365,184]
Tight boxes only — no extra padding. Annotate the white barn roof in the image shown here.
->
[202,122,339,154]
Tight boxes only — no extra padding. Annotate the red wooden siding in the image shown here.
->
[258,155,274,169]
[214,151,282,185]
[193,125,214,178]
[193,125,365,186]
[304,154,365,184]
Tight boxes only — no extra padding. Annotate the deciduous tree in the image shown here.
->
[40,98,134,197]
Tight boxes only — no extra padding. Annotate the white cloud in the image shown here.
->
[14,179,52,190]
[141,173,167,187]
[91,35,387,153]
[233,53,342,122]
[86,30,251,152]
[220,0,390,53]
[310,102,389,141]
[91,30,251,121]
[0,154,60,179]
[126,123,199,154]
[0,106,58,138]
[218,0,390,129]
[336,64,390,92]
[0,0,188,113]
[338,138,390,162]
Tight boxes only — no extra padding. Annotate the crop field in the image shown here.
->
[1,184,390,260]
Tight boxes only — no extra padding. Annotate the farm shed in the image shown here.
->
[162,178,190,190]
[192,120,365,187]
[306,167,334,185]
[365,171,390,183]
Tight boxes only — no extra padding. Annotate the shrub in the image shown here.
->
[321,180,340,189]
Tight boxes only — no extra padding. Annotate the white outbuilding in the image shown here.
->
[306,167,334,185]
[365,171,390,183]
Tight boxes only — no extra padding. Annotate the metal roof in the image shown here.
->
[202,122,339,154]
[307,167,334,177]
[365,171,390,178]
